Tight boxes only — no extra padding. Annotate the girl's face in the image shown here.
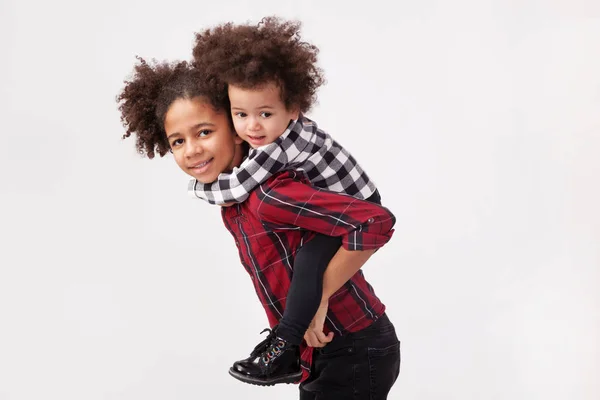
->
[228,82,299,148]
[164,96,244,183]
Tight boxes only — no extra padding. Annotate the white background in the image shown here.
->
[1,1,598,399]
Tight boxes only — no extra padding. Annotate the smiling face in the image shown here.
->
[228,81,299,148]
[164,96,244,183]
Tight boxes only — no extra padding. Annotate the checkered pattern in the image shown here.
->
[188,114,377,205]
[221,170,396,382]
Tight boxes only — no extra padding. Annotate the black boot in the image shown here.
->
[228,327,302,386]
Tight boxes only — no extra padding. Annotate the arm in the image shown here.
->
[189,118,314,205]
[188,143,288,205]
[320,189,383,301]
[258,172,395,347]
[321,247,376,301]
[257,172,395,251]
[303,247,377,347]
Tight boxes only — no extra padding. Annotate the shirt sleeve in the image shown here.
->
[256,172,395,250]
[189,143,289,205]
[188,118,316,205]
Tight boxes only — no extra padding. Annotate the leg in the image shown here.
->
[277,234,342,344]
[359,314,401,399]
[229,233,341,386]
[231,189,383,387]
[298,385,317,400]
[299,314,400,399]
[280,188,381,344]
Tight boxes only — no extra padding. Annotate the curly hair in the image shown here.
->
[116,57,230,158]
[192,16,325,113]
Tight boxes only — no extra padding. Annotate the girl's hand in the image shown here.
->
[304,301,334,348]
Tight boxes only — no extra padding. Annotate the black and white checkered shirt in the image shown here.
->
[188,114,377,205]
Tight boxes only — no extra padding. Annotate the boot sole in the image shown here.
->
[228,367,302,386]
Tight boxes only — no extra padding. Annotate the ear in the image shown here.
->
[288,106,301,120]
[234,134,244,145]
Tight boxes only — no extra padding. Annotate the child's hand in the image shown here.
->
[304,301,334,348]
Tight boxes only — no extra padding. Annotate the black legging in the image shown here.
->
[276,190,382,344]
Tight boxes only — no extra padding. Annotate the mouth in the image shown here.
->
[246,135,267,145]
[189,158,213,173]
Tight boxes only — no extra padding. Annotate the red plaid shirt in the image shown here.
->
[221,171,396,382]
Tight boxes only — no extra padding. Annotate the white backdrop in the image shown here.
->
[0,1,598,399]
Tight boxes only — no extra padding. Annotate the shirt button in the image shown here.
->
[367,218,374,224]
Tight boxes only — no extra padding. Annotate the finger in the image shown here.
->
[304,331,319,348]
[315,330,334,344]
[306,330,327,348]
[313,331,331,345]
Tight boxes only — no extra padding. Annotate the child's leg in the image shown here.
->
[277,189,383,345]
[276,233,342,345]
[229,233,340,386]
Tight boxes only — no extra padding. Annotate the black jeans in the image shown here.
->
[299,313,401,400]
[277,190,383,345]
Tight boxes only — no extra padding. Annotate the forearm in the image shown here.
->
[320,247,376,303]
[190,146,286,204]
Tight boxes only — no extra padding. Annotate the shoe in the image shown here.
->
[228,327,302,386]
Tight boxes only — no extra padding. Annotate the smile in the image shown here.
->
[246,135,267,145]
[190,158,213,172]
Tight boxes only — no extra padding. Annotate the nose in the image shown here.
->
[248,117,261,132]
[184,138,203,158]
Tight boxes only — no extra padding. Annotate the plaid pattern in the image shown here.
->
[221,170,395,383]
[189,114,377,204]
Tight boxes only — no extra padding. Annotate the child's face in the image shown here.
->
[164,96,243,183]
[228,82,299,148]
